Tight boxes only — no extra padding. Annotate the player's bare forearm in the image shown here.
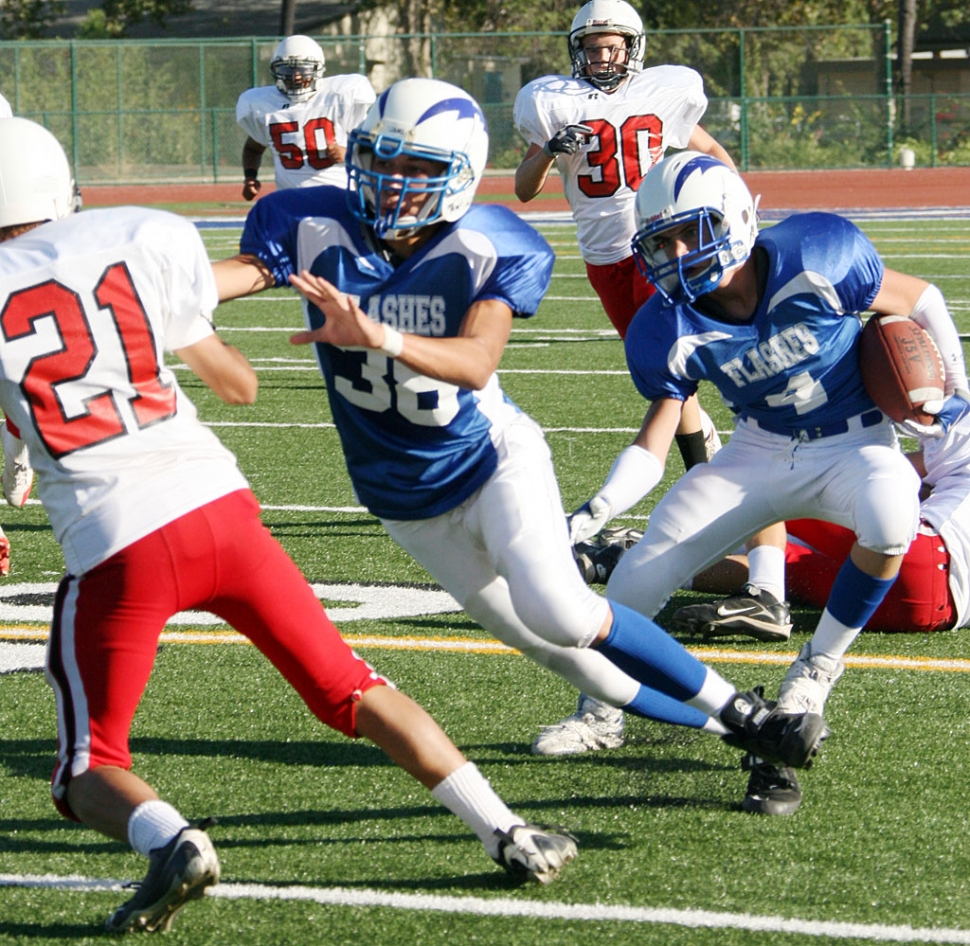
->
[687,125,736,171]
[514,143,555,202]
[175,334,258,404]
[241,137,266,200]
[212,255,275,302]
[633,396,683,465]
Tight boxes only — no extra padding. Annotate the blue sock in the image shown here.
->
[595,601,706,702]
[827,558,896,628]
[623,685,711,728]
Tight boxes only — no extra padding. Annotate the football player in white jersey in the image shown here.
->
[235,35,375,201]
[514,0,734,340]
[568,150,969,814]
[215,78,828,783]
[0,105,32,571]
[0,118,590,932]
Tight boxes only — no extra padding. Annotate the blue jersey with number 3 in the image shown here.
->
[624,213,884,429]
[239,186,554,520]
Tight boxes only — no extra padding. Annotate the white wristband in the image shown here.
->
[379,325,404,358]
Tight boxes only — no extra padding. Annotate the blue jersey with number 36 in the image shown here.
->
[239,186,554,520]
[624,212,884,430]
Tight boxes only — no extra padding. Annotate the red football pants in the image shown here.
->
[785,518,955,632]
[585,255,656,339]
[46,489,386,819]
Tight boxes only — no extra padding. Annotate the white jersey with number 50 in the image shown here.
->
[514,66,707,265]
[236,75,376,190]
[0,208,247,576]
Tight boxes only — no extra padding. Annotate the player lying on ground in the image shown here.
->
[0,117,580,935]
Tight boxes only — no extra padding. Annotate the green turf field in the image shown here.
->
[2,215,970,944]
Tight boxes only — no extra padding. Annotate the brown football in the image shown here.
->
[858,314,945,424]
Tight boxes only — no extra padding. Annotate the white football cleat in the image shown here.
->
[493,823,578,884]
[532,694,624,755]
[1,422,33,508]
[777,642,845,716]
[104,827,220,933]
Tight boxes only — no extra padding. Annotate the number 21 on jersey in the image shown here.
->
[1,262,176,458]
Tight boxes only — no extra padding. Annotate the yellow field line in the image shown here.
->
[4,625,968,673]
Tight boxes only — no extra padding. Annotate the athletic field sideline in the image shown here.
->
[2,214,970,946]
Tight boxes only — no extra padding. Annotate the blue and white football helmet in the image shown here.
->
[631,151,759,305]
[270,35,325,103]
[346,78,488,240]
[568,0,645,92]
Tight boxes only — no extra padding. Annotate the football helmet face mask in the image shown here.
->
[569,0,645,92]
[347,78,489,240]
[270,35,325,102]
[631,151,759,305]
[0,117,81,229]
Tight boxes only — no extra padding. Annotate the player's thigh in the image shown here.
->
[47,539,180,799]
[199,493,386,736]
[609,452,776,616]
[813,443,920,554]
[471,419,607,646]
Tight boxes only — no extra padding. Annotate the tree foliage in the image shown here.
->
[0,0,64,39]
[76,0,193,38]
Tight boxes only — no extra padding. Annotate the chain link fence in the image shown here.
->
[1,25,968,184]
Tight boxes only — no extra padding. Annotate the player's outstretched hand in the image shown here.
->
[543,124,594,157]
[567,494,613,544]
[242,179,261,201]
[288,270,384,350]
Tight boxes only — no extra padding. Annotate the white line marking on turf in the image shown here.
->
[2,874,968,943]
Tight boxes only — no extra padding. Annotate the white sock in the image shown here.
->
[430,762,524,860]
[746,544,786,602]
[127,800,189,857]
[807,611,861,661]
[686,668,737,721]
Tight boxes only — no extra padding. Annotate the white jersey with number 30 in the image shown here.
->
[236,75,376,190]
[514,66,707,265]
[0,208,247,576]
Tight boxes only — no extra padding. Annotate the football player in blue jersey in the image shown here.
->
[214,78,830,786]
[568,149,970,813]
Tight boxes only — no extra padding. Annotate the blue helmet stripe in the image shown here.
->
[673,155,724,200]
[417,96,485,127]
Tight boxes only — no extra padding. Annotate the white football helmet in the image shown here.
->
[568,0,645,92]
[631,151,759,305]
[347,78,488,240]
[0,117,80,229]
[270,35,325,102]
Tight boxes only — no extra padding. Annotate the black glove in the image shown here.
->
[542,123,594,157]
